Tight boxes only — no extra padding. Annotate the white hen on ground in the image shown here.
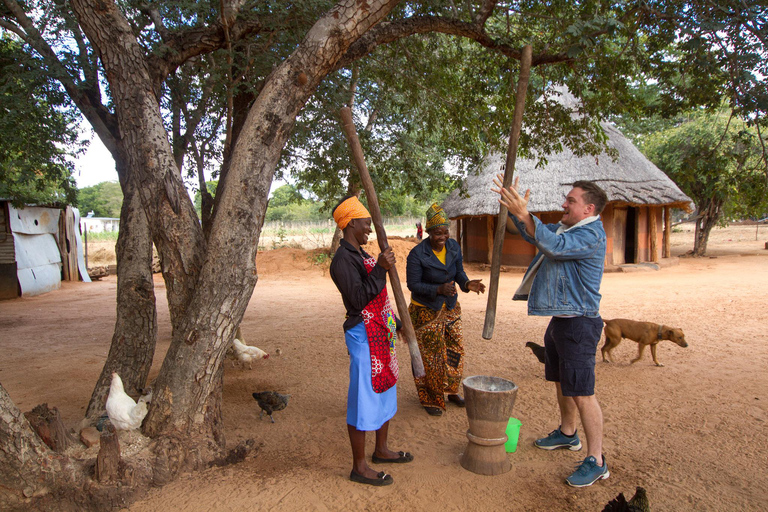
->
[230,338,269,369]
[106,372,149,430]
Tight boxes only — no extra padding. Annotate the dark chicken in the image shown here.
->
[252,391,291,423]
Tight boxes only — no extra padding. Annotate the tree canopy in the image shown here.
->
[0,37,84,206]
[77,181,123,218]
[642,110,768,255]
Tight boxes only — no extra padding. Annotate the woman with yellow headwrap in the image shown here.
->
[329,196,414,487]
[406,202,486,416]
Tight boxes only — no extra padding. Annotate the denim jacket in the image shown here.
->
[511,213,606,317]
[406,238,469,311]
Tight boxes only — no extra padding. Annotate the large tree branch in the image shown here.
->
[337,15,578,69]
[340,4,648,69]
[1,0,118,153]
[147,19,266,89]
[473,0,498,26]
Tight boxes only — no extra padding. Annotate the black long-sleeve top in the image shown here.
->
[406,238,470,311]
[330,239,388,331]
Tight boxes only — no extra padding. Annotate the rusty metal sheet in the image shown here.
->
[8,205,61,235]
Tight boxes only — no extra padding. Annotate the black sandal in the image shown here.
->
[372,451,414,464]
[447,394,466,407]
[349,470,393,486]
[424,406,443,416]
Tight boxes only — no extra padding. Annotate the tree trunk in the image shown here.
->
[0,382,77,503]
[692,198,724,256]
[71,0,206,334]
[85,175,158,420]
[70,0,403,462]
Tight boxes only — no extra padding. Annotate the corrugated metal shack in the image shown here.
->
[0,201,88,299]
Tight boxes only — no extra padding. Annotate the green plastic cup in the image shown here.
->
[505,417,522,453]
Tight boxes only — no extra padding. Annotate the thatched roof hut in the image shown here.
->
[442,89,692,268]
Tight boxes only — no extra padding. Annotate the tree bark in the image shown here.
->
[95,425,120,484]
[85,174,158,420]
[693,198,724,256]
[24,404,76,453]
[0,382,77,502]
[71,0,206,337]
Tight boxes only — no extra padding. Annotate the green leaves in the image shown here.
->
[77,181,123,218]
[0,37,83,206]
[642,110,767,226]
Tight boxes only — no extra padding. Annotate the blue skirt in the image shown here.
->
[345,322,397,431]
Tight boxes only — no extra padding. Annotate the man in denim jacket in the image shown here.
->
[493,175,609,488]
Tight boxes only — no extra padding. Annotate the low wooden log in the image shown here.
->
[96,424,121,483]
[24,403,76,452]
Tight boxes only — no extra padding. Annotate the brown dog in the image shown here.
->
[601,318,687,367]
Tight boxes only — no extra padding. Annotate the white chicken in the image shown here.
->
[105,372,149,430]
[229,338,269,369]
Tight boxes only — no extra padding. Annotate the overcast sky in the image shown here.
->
[73,135,118,188]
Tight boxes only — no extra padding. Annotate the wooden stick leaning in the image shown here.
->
[482,45,533,340]
[339,107,426,378]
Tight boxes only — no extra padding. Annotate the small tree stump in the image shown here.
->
[24,403,76,452]
[96,424,121,483]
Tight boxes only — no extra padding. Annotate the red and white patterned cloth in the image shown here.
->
[361,256,399,393]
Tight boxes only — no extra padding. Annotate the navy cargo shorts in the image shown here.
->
[543,316,603,396]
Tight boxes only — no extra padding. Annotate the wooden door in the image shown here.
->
[612,207,627,265]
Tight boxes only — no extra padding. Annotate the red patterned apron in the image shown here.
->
[361,255,399,393]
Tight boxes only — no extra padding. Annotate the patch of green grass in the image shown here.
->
[85,231,119,242]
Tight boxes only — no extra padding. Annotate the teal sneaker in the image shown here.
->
[566,455,610,487]
[534,427,582,451]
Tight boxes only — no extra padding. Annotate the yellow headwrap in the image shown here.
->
[425,202,450,231]
[333,196,371,230]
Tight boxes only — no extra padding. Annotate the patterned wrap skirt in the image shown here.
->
[345,322,397,431]
[409,302,464,410]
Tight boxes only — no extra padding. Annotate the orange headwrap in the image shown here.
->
[333,196,371,230]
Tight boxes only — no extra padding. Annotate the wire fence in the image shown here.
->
[260,216,422,250]
[261,216,421,237]
[82,216,424,257]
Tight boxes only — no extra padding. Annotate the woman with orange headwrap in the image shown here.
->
[329,196,413,487]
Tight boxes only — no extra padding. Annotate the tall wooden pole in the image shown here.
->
[339,107,426,378]
[482,45,533,340]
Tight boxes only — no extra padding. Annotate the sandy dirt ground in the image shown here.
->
[1,223,767,511]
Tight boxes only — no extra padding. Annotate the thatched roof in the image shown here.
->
[442,90,692,217]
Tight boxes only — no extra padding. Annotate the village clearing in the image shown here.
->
[1,223,766,511]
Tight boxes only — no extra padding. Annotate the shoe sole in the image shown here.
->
[534,440,582,451]
[566,469,610,488]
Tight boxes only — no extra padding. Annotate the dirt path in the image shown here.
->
[1,224,766,511]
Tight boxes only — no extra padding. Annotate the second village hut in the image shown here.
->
[441,92,692,269]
